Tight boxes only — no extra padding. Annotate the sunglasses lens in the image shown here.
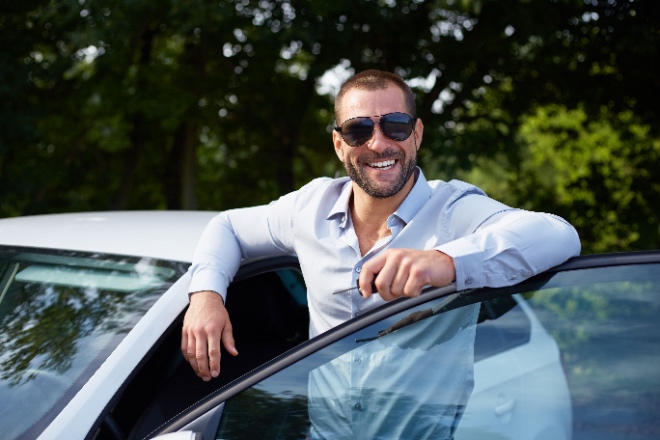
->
[341,118,374,147]
[338,113,414,147]
[381,113,414,141]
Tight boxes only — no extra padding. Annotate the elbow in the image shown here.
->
[550,214,581,259]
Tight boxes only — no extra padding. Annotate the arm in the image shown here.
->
[439,209,580,291]
[359,210,580,300]
[182,205,292,380]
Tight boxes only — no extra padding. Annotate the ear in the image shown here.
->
[414,118,424,151]
[333,129,345,162]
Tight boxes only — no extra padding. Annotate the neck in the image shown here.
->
[350,176,415,255]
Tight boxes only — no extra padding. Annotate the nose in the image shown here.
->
[365,120,390,152]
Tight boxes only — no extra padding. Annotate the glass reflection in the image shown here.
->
[0,248,183,440]
[217,297,480,440]
[215,263,660,440]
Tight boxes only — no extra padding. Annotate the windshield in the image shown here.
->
[0,246,186,440]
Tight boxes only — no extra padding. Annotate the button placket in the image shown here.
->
[351,264,363,316]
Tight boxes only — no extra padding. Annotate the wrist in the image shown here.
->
[189,289,225,305]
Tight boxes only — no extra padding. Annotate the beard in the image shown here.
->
[344,148,417,199]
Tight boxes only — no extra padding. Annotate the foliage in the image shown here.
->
[0,0,658,252]
[461,105,660,254]
[0,279,159,386]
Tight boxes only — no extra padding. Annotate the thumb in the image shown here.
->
[221,318,238,356]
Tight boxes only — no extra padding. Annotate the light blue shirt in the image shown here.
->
[189,168,580,338]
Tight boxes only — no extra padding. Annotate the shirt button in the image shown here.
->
[354,402,362,411]
[465,277,473,286]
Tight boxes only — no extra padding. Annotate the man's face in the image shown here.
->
[333,86,422,199]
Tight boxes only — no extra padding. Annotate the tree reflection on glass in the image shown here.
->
[523,266,660,438]
[217,388,309,439]
[0,254,179,387]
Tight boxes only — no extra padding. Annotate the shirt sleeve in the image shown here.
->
[437,209,581,291]
[187,178,332,301]
[187,203,296,302]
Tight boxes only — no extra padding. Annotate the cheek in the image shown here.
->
[333,132,346,162]
[336,145,352,164]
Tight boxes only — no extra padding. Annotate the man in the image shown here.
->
[182,69,580,384]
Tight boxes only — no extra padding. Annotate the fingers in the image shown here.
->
[360,249,413,300]
[195,331,212,381]
[361,249,455,301]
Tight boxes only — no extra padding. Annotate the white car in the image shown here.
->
[1,212,658,440]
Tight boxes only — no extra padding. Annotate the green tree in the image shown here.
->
[1,0,657,252]
[460,105,660,253]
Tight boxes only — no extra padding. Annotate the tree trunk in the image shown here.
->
[181,122,198,210]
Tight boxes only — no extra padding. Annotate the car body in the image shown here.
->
[0,212,658,440]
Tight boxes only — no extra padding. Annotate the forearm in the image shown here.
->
[437,210,580,290]
[188,211,244,302]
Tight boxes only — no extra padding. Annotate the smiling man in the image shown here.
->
[182,69,580,384]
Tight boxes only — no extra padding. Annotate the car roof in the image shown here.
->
[0,211,218,263]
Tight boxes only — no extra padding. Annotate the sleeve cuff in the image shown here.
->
[187,266,232,303]
[436,237,485,291]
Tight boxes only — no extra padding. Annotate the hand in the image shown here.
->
[181,290,238,381]
[359,249,456,301]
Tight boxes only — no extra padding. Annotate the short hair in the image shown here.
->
[334,69,416,124]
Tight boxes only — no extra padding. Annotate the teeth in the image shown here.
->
[369,160,396,168]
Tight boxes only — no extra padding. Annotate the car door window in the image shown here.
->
[519,265,660,440]
[475,295,531,361]
[216,297,481,440]
[183,262,660,440]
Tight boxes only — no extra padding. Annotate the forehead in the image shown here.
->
[338,86,407,122]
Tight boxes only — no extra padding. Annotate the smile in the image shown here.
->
[367,159,397,170]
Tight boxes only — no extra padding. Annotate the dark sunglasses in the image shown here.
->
[334,112,416,147]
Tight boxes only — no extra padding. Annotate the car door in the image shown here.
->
[146,253,660,440]
[143,288,546,439]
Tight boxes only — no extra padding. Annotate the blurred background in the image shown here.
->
[0,0,658,254]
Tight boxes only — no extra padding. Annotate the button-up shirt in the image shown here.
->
[189,168,580,338]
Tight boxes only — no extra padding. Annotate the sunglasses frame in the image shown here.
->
[334,112,416,147]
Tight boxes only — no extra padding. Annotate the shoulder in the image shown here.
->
[424,178,514,233]
[299,176,350,192]
[426,178,489,203]
[272,176,350,211]
[292,176,350,200]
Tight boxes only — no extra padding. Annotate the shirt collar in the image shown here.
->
[390,167,431,225]
[327,179,353,228]
[326,167,431,229]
